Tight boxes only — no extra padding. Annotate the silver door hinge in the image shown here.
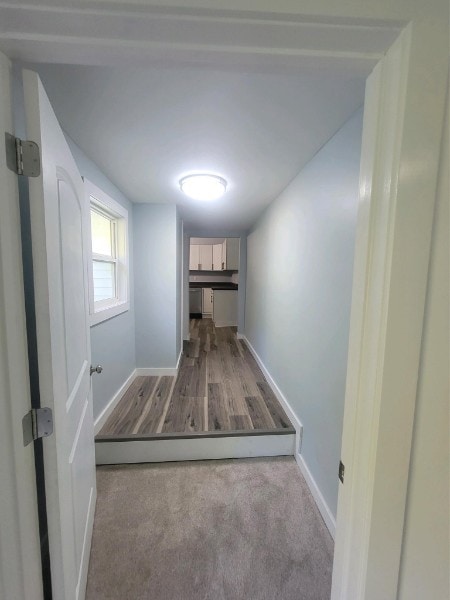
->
[5,132,41,177]
[22,407,53,447]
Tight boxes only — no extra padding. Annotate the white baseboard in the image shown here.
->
[136,350,183,377]
[96,433,295,465]
[236,332,245,339]
[94,369,136,434]
[240,336,303,445]
[136,366,178,376]
[295,453,336,538]
[240,335,335,539]
[215,321,238,328]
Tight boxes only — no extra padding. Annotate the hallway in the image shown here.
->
[97,319,294,439]
[86,457,334,600]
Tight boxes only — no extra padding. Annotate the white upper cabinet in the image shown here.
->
[189,238,239,271]
[199,244,213,270]
[189,244,200,270]
[223,238,240,270]
[212,243,223,271]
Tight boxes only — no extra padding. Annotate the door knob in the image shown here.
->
[90,365,103,376]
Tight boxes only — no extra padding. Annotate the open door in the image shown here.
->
[23,69,96,600]
[0,53,43,600]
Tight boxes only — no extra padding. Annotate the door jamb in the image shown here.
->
[0,51,43,600]
[331,21,448,600]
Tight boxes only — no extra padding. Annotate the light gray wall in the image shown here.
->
[397,85,449,600]
[66,136,136,422]
[245,109,363,517]
[184,231,247,335]
[134,204,179,368]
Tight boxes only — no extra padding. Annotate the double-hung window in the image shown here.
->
[85,179,129,325]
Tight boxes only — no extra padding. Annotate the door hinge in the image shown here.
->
[5,132,41,177]
[22,407,53,447]
[339,460,345,484]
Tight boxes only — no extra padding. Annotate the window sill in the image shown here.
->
[90,301,129,327]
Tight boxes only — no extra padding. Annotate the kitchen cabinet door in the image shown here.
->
[202,287,213,314]
[212,243,222,271]
[226,238,240,270]
[199,244,213,270]
[189,244,200,270]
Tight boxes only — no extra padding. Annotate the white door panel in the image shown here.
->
[23,68,96,600]
[0,51,43,600]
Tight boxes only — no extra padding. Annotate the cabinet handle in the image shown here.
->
[222,261,224,270]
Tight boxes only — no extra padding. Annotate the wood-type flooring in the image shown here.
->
[96,319,294,441]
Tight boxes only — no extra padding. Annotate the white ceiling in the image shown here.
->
[1,2,401,232]
[31,63,365,231]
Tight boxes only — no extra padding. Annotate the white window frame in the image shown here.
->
[84,178,129,326]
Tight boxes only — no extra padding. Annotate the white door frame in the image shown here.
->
[0,5,447,600]
[0,52,43,600]
[332,20,448,600]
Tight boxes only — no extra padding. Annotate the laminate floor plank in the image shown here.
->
[96,319,294,439]
[208,383,231,431]
[238,340,267,383]
[245,396,276,430]
[99,376,158,435]
[229,414,253,430]
[257,381,292,430]
[136,376,174,434]
[162,396,204,433]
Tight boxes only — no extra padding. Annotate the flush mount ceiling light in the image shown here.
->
[179,174,227,201]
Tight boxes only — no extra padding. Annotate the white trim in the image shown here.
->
[176,350,182,370]
[240,336,337,537]
[239,336,303,440]
[214,320,238,328]
[95,433,295,465]
[90,301,129,326]
[295,453,336,538]
[332,22,448,600]
[75,486,96,600]
[93,369,137,435]
[0,51,43,600]
[136,366,179,377]
[236,332,245,339]
[83,178,130,327]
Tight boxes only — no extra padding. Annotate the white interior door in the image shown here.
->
[0,52,42,600]
[23,68,96,600]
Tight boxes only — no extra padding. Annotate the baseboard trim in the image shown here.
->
[94,369,136,435]
[215,321,238,328]
[236,332,244,340]
[295,453,336,538]
[240,335,335,539]
[95,433,296,465]
[240,336,303,442]
[136,366,178,376]
[176,350,182,370]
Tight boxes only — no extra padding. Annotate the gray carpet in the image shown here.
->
[86,457,334,600]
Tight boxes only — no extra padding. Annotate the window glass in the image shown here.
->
[92,260,116,302]
[91,208,113,256]
[86,179,129,326]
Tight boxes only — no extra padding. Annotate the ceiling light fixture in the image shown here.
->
[179,174,227,201]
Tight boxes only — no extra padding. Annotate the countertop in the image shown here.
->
[189,282,238,291]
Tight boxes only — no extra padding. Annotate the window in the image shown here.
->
[85,179,129,325]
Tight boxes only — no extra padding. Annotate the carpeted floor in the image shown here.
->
[86,457,334,600]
